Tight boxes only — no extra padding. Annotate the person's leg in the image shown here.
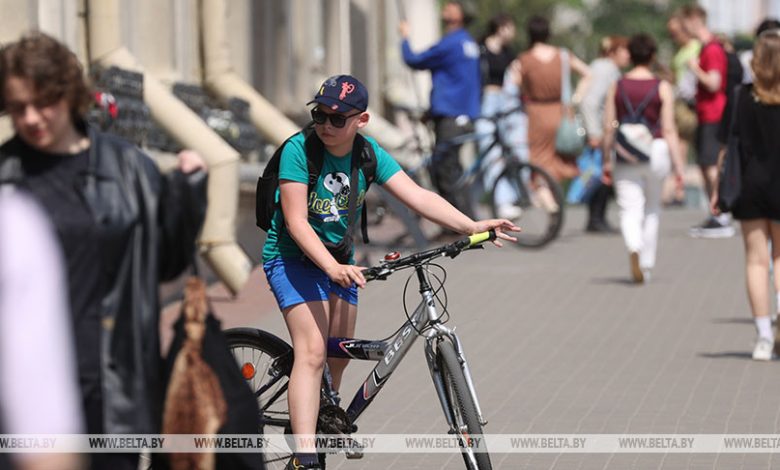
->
[741,219,775,359]
[432,117,474,218]
[640,140,672,273]
[479,93,518,213]
[742,219,771,320]
[692,123,734,237]
[587,176,615,233]
[326,293,357,392]
[769,221,780,317]
[614,165,645,282]
[283,301,329,453]
[614,166,643,251]
[675,139,689,203]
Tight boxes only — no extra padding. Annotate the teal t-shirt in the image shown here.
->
[261,132,402,263]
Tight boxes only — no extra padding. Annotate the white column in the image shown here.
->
[324,0,351,75]
[35,0,79,52]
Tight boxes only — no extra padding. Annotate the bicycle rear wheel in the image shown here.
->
[437,341,492,470]
[226,328,293,470]
[490,161,564,248]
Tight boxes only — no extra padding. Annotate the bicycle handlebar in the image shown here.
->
[363,230,497,282]
[484,104,523,122]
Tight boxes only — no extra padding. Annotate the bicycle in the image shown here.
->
[226,231,500,469]
[397,105,565,248]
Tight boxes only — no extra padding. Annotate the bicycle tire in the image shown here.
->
[490,161,564,248]
[437,341,492,470]
[225,328,294,470]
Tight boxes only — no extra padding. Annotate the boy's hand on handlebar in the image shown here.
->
[471,219,521,247]
[326,263,367,289]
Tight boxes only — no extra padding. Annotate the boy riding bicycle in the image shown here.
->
[261,74,518,469]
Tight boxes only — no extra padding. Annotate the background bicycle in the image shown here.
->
[377,105,565,248]
[226,231,501,470]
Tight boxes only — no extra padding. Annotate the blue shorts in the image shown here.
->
[263,257,359,310]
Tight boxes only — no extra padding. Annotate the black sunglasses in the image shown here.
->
[311,108,361,128]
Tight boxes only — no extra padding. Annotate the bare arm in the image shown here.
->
[382,171,475,233]
[280,181,366,288]
[513,57,523,88]
[601,82,618,183]
[570,54,592,104]
[688,58,721,92]
[382,171,520,246]
[659,80,685,178]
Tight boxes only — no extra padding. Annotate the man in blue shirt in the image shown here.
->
[400,1,481,219]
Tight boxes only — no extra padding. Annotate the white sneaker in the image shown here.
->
[752,337,774,361]
[497,204,523,220]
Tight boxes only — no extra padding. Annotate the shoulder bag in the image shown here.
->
[717,86,742,213]
[555,48,586,160]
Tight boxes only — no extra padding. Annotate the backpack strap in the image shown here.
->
[618,80,637,118]
[358,135,376,244]
[340,134,367,245]
[633,80,661,117]
[618,79,661,133]
[302,124,325,193]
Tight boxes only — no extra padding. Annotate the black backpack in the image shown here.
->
[255,126,377,263]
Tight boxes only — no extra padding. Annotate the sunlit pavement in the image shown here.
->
[163,204,778,469]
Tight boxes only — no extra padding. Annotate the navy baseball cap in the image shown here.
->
[307,75,369,113]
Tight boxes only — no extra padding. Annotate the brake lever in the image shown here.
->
[364,267,391,281]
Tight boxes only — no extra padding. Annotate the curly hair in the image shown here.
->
[752,30,780,105]
[0,31,92,119]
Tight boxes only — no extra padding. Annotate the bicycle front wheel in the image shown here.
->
[490,161,564,248]
[226,328,293,470]
[437,341,492,470]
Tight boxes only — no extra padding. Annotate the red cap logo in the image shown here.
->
[339,82,356,100]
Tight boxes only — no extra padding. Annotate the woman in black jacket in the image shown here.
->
[0,32,207,469]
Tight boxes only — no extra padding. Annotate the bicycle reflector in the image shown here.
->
[241,362,256,380]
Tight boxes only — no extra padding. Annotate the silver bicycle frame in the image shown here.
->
[337,266,488,429]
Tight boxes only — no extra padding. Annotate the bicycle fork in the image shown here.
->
[424,328,489,428]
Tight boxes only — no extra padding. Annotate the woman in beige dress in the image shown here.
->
[516,15,590,183]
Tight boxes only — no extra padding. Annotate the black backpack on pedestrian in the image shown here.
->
[255,126,377,263]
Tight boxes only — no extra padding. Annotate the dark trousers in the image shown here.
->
[587,182,613,225]
[431,116,475,219]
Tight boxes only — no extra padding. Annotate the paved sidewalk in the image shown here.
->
[163,206,780,469]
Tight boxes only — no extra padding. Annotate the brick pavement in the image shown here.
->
[163,206,780,469]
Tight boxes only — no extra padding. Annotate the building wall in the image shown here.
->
[700,0,774,36]
[0,0,440,138]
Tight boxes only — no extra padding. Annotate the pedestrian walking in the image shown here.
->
[578,35,630,233]
[0,32,207,470]
[602,33,685,283]
[262,74,519,469]
[666,13,701,205]
[478,12,527,220]
[681,5,734,237]
[516,15,590,186]
[399,0,481,219]
[710,29,780,360]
